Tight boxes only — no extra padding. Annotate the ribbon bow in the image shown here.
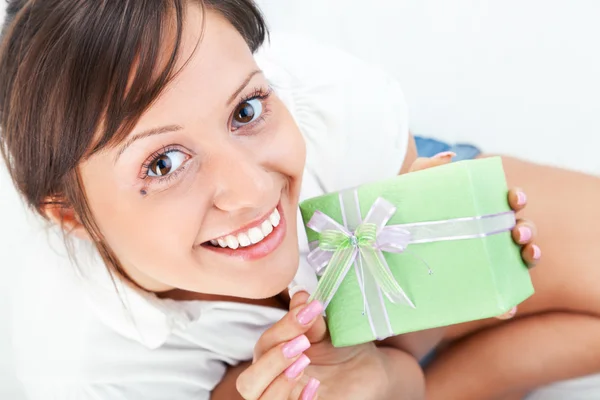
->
[307,197,416,311]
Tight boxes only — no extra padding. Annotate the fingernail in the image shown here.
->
[518,226,532,244]
[282,335,311,359]
[433,151,456,159]
[497,306,517,320]
[297,301,324,325]
[285,354,310,379]
[301,377,321,400]
[532,244,542,260]
[289,284,308,299]
[517,191,527,206]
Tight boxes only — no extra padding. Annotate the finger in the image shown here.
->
[254,297,324,360]
[289,291,328,345]
[289,376,321,400]
[408,151,455,173]
[300,377,321,400]
[508,187,528,212]
[258,368,306,400]
[288,290,312,310]
[238,347,311,400]
[521,242,542,268]
[495,306,518,320]
[511,219,537,245]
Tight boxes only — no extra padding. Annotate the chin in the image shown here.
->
[248,246,301,299]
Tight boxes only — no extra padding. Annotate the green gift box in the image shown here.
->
[299,157,534,348]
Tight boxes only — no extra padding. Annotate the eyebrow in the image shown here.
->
[114,124,183,163]
[226,69,263,106]
[113,70,262,163]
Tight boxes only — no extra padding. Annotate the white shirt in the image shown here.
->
[9,33,410,399]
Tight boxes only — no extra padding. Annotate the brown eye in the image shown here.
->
[235,102,255,123]
[146,149,189,179]
[232,98,262,128]
[150,155,172,176]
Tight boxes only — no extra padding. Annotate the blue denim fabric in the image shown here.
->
[413,136,481,368]
[414,136,482,161]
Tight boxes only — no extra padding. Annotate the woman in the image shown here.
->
[1,1,599,399]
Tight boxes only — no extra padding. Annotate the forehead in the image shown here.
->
[137,7,258,128]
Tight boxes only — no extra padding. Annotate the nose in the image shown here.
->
[210,148,274,212]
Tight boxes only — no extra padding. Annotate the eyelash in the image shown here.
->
[231,86,273,133]
[139,86,273,189]
[139,144,190,184]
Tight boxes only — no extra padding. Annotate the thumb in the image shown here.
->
[289,290,328,344]
[408,151,456,173]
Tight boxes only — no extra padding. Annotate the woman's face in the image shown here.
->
[79,8,306,299]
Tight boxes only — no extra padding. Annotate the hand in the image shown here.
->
[293,292,424,400]
[235,296,324,400]
[236,291,423,400]
[409,152,541,320]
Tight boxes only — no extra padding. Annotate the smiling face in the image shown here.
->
[79,7,306,298]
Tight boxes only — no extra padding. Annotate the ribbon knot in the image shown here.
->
[319,223,377,251]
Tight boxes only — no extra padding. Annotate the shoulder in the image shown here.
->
[9,232,283,399]
[11,254,287,400]
[11,258,215,399]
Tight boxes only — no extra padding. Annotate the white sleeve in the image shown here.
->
[256,33,411,192]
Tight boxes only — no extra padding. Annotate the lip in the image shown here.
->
[200,203,287,261]
[208,204,279,241]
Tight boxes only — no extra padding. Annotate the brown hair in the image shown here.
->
[0,0,268,282]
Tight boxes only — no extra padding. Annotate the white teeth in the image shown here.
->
[261,220,273,236]
[269,209,281,227]
[248,227,265,244]
[225,235,239,250]
[237,232,251,247]
[209,208,281,249]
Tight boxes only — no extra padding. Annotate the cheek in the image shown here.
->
[81,162,205,273]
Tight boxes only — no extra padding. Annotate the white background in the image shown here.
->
[2,1,599,398]
[257,0,600,175]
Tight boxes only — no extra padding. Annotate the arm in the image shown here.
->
[426,313,600,400]
[398,132,419,175]
[379,347,426,400]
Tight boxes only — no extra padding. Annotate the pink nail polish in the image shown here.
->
[532,244,542,260]
[301,377,321,400]
[518,226,532,243]
[497,306,518,320]
[297,301,324,325]
[282,335,311,359]
[433,151,456,159]
[285,354,310,379]
[517,191,528,206]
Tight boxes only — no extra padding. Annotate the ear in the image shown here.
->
[42,200,91,241]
